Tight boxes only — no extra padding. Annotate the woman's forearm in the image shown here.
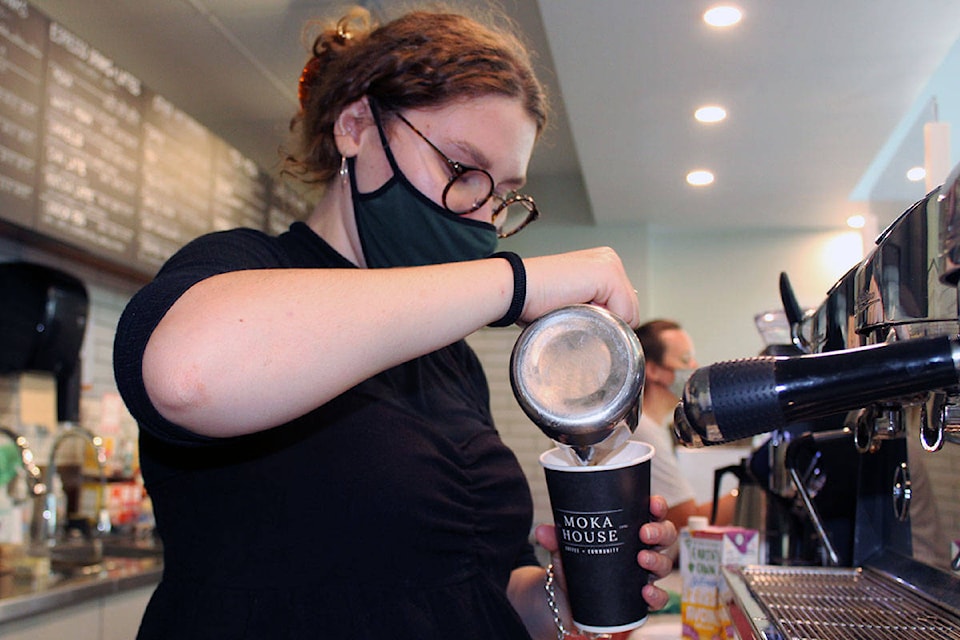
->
[507,565,556,640]
[142,258,515,436]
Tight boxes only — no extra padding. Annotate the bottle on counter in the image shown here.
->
[0,483,24,545]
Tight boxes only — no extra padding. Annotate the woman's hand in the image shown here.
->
[638,495,678,607]
[532,495,678,636]
[520,248,640,329]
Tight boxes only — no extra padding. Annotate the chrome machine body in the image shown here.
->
[674,162,960,638]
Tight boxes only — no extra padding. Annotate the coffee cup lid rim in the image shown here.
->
[539,440,654,471]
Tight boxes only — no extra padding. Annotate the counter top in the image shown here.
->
[0,555,162,626]
[0,558,674,633]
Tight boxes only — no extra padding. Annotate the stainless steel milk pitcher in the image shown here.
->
[510,304,645,465]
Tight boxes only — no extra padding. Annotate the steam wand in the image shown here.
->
[783,429,852,566]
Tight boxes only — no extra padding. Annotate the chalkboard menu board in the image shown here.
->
[36,20,143,262]
[138,92,214,270]
[0,1,45,228]
[211,139,269,233]
[0,1,310,278]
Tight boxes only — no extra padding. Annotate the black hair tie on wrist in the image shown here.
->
[489,251,526,327]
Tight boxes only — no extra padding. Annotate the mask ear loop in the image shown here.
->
[368,100,402,177]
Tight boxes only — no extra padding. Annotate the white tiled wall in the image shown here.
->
[466,327,555,528]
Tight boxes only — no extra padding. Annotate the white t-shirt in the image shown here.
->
[632,412,697,508]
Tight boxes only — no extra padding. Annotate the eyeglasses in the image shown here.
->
[392,111,539,238]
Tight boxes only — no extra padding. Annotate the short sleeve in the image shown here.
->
[113,229,287,446]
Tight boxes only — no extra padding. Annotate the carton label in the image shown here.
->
[680,526,758,640]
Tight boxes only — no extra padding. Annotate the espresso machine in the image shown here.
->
[674,161,960,638]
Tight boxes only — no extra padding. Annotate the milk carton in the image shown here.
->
[680,526,759,640]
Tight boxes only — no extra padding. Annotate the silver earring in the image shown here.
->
[339,156,348,186]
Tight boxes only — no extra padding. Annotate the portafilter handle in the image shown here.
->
[510,304,645,465]
[674,335,960,447]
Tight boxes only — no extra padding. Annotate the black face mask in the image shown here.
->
[349,114,498,269]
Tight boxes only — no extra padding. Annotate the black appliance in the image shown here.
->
[0,262,89,423]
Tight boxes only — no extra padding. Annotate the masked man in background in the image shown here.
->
[634,320,736,531]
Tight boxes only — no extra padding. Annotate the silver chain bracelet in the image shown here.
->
[544,563,612,640]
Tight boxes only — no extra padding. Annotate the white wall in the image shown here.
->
[646,227,866,365]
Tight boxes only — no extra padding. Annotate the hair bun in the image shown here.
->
[297,57,321,109]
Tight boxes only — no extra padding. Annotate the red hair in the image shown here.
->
[284,7,548,184]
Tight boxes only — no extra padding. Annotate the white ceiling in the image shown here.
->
[28,0,960,233]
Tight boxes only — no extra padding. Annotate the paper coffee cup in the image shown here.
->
[540,440,654,634]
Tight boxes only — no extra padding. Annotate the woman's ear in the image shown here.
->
[334,96,374,157]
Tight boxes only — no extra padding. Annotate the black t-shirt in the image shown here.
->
[114,223,537,639]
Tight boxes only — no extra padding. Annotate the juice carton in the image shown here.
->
[680,526,759,640]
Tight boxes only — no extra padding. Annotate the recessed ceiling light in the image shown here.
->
[686,170,715,186]
[906,166,926,182]
[846,215,866,229]
[695,105,727,123]
[704,6,743,28]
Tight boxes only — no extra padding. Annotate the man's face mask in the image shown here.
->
[347,109,498,269]
[668,367,695,399]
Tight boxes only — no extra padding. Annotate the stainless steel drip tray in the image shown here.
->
[722,564,960,640]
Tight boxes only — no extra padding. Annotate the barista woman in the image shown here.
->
[114,6,676,639]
